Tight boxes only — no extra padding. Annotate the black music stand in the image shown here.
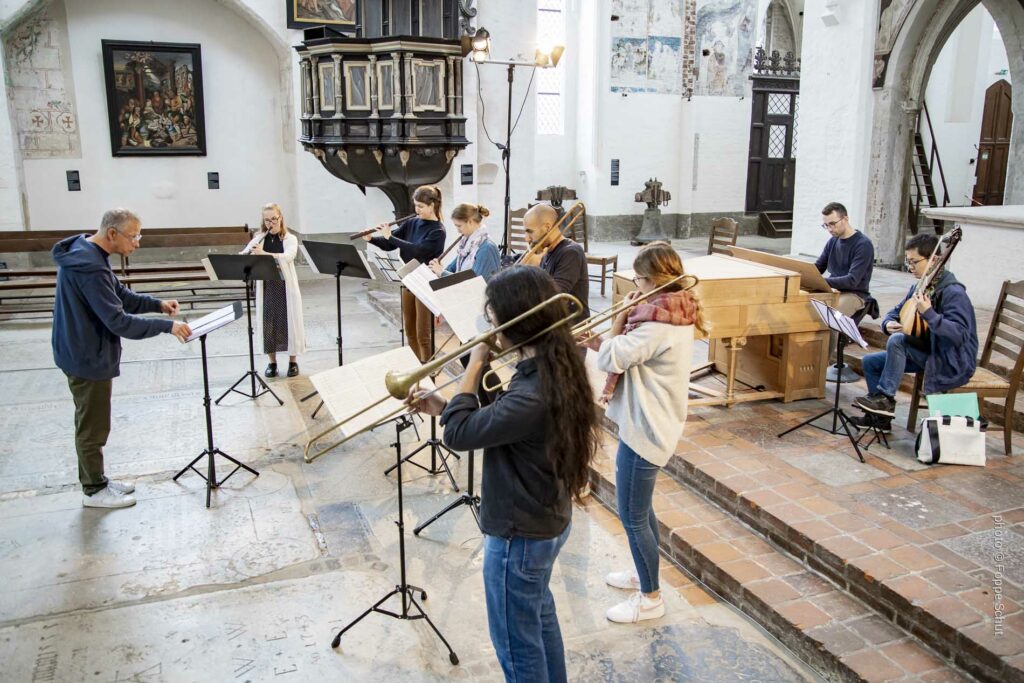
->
[778,301,866,463]
[207,254,284,406]
[299,241,374,418]
[415,447,480,535]
[330,414,459,666]
[173,302,260,508]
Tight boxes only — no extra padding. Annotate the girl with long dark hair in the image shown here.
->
[408,266,600,683]
[364,185,446,361]
[597,241,705,623]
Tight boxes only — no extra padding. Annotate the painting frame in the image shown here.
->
[286,0,359,31]
[101,40,207,157]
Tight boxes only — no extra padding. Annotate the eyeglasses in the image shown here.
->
[821,218,844,230]
[114,228,142,244]
[265,216,281,223]
[905,257,926,268]
[631,275,647,287]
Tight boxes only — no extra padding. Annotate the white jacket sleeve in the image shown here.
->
[240,232,265,255]
[596,323,666,374]
[275,234,298,263]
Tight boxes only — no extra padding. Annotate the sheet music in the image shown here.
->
[400,265,489,343]
[434,276,490,342]
[810,298,868,348]
[185,302,241,342]
[310,347,436,437]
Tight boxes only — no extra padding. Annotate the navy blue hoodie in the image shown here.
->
[881,270,978,394]
[52,234,172,380]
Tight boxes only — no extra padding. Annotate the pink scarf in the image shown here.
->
[600,290,700,401]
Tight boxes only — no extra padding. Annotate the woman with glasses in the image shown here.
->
[407,266,600,683]
[242,203,306,378]
[596,242,706,624]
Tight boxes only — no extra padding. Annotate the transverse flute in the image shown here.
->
[349,214,417,241]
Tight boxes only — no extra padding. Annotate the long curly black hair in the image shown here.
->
[485,266,600,503]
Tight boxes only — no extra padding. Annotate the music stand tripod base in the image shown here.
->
[174,330,259,508]
[330,416,458,665]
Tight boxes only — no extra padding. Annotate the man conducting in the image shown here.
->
[521,204,590,321]
[52,209,191,509]
[815,201,874,316]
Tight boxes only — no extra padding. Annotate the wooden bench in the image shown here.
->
[0,226,250,317]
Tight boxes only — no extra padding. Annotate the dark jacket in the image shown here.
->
[51,235,171,380]
[882,270,978,394]
[369,217,445,264]
[815,230,874,300]
[540,238,590,320]
[441,358,570,539]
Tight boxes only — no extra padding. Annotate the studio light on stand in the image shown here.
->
[463,26,565,256]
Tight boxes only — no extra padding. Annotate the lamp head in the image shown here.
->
[534,44,565,68]
[471,27,491,52]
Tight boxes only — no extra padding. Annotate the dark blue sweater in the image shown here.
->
[369,217,445,264]
[815,230,874,299]
[52,235,172,380]
[882,271,978,394]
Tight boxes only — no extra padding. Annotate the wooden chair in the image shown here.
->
[563,205,618,297]
[707,218,740,256]
[508,208,529,255]
[907,279,1024,455]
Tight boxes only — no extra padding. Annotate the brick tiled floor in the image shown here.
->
[589,375,1024,683]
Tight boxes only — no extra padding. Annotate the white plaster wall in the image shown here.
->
[790,0,877,258]
[923,4,1011,207]
[690,97,749,213]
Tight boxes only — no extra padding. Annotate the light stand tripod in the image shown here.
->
[778,315,866,462]
[174,324,259,508]
[330,414,459,665]
[207,254,283,406]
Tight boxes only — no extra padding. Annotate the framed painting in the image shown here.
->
[101,40,206,156]
[286,0,358,30]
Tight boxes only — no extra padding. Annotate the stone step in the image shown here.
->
[588,435,976,683]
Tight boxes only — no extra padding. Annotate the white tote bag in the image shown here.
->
[915,415,987,467]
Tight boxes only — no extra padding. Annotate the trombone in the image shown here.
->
[480,271,700,392]
[303,292,584,463]
[511,201,587,266]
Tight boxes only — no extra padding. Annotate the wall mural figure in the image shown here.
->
[610,0,693,95]
[693,0,756,97]
[873,0,914,88]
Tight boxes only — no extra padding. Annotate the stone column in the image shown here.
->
[332,54,344,118]
[368,55,379,117]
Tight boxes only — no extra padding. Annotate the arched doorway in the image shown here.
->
[864,0,1024,266]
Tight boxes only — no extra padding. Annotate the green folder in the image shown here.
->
[926,393,980,419]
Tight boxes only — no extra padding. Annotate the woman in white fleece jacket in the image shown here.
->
[596,242,705,624]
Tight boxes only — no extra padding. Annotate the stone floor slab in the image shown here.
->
[941,528,1024,588]
[858,485,978,530]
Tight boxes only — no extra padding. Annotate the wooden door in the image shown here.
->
[973,79,1012,206]
[746,90,798,212]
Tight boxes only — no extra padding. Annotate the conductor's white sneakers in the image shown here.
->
[606,591,665,624]
[106,479,136,494]
[83,487,136,508]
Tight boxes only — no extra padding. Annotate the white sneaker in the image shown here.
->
[82,487,136,509]
[107,480,136,494]
[606,592,665,624]
[605,569,641,590]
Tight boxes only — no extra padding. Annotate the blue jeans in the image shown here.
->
[483,523,571,683]
[615,441,661,594]
[862,332,930,397]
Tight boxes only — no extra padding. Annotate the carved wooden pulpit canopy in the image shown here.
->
[296,29,470,216]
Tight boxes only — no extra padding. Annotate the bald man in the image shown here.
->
[522,204,590,320]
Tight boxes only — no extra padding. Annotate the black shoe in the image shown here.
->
[848,413,892,433]
[264,363,278,378]
[854,392,896,417]
[287,362,299,377]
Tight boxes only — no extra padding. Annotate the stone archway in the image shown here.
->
[864,0,1024,265]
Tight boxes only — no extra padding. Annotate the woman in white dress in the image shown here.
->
[241,203,306,377]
